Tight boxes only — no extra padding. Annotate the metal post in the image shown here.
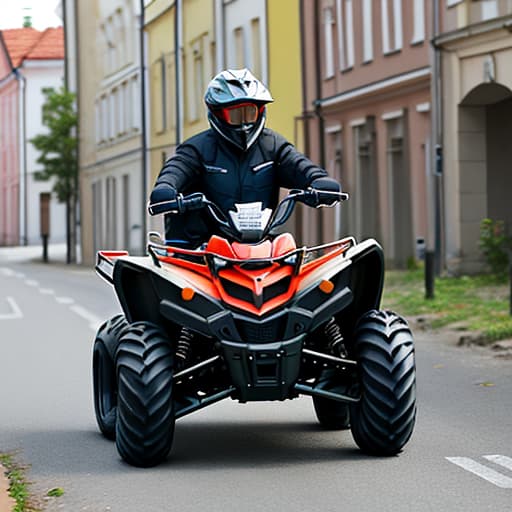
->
[509,251,512,316]
[42,234,49,263]
[425,250,435,299]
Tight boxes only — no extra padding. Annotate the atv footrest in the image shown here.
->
[221,334,305,402]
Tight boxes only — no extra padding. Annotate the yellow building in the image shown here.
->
[266,0,303,148]
[144,0,176,190]
[181,0,215,140]
[145,0,214,191]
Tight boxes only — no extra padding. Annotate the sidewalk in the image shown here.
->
[0,243,68,264]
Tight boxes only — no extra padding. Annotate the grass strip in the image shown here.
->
[0,453,37,512]
[383,269,512,343]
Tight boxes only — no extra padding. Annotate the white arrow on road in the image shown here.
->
[0,297,23,320]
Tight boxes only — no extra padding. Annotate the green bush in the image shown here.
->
[479,218,512,276]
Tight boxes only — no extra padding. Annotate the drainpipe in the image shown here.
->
[299,0,310,157]
[214,0,225,72]
[139,0,148,251]
[175,0,183,145]
[313,3,325,244]
[426,0,442,297]
[432,0,443,276]
[14,68,28,246]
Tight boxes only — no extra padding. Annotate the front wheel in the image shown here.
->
[116,321,175,467]
[313,396,350,430]
[92,315,128,440]
[349,310,416,456]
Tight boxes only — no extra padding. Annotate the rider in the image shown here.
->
[149,68,341,247]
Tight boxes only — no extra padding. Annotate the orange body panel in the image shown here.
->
[152,235,351,316]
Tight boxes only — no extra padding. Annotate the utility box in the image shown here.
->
[40,192,51,237]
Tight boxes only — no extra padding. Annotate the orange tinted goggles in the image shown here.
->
[216,103,264,125]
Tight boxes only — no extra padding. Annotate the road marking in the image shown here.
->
[13,272,25,278]
[484,455,512,472]
[39,288,55,295]
[25,279,39,287]
[0,267,14,276]
[0,297,23,320]
[446,456,512,489]
[69,304,102,331]
[55,296,74,305]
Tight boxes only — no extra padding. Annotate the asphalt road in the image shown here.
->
[0,248,511,512]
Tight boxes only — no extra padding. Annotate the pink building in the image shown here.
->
[0,27,65,246]
[0,31,23,246]
[300,1,432,269]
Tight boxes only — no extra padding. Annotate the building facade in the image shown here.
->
[77,0,145,264]
[0,27,66,247]
[438,0,512,274]
[301,0,432,268]
[0,32,20,246]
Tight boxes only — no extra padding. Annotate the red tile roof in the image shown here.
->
[1,27,64,68]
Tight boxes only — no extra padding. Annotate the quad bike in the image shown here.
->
[93,188,416,467]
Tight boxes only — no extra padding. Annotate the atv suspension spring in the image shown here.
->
[324,318,347,358]
[176,327,194,364]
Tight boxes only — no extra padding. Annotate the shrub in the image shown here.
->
[479,218,512,276]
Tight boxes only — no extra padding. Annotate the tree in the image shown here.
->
[31,87,78,263]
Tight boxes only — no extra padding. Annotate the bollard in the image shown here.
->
[509,252,512,316]
[42,234,49,263]
[425,250,435,300]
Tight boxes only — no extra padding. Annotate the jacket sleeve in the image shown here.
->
[272,131,328,190]
[154,141,203,192]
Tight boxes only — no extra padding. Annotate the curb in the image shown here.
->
[0,464,15,512]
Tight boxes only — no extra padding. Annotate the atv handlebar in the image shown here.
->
[148,189,349,217]
[147,189,349,242]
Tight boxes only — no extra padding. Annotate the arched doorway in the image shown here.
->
[458,82,512,272]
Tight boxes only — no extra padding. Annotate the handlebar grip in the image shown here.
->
[147,199,181,216]
[147,192,207,216]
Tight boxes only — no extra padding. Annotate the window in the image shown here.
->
[101,95,108,142]
[117,87,124,136]
[481,0,498,20]
[95,100,101,144]
[167,55,176,130]
[106,176,117,245]
[336,0,355,69]
[234,27,245,68]
[108,92,116,140]
[187,38,205,123]
[381,0,403,54]
[122,175,130,250]
[324,7,335,78]
[152,56,167,133]
[412,0,425,44]
[251,18,262,79]
[92,181,103,253]
[193,43,204,121]
[362,0,373,63]
[132,75,141,132]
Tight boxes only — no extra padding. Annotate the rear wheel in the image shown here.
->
[92,315,128,440]
[313,396,350,430]
[349,310,416,456]
[116,321,175,467]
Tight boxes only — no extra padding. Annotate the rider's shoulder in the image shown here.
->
[259,128,290,150]
[182,129,214,149]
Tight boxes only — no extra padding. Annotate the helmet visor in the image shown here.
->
[216,103,263,126]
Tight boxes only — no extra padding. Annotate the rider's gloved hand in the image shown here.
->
[307,177,341,206]
[150,183,178,205]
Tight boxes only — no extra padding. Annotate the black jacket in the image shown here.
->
[155,128,328,214]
